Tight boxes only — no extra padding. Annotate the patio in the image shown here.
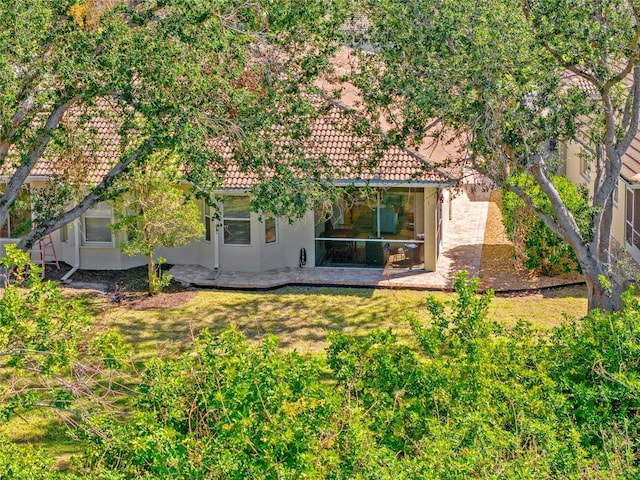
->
[170,186,490,291]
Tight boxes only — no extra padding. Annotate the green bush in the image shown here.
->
[76,273,640,479]
[501,173,593,275]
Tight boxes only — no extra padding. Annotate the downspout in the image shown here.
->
[213,220,220,270]
[61,219,80,282]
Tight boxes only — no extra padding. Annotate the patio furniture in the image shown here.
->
[321,228,358,262]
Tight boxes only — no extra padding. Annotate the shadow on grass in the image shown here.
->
[107,288,426,358]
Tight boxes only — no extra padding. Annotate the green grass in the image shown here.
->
[0,410,86,471]
[107,284,589,359]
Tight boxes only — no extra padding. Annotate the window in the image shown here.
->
[223,195,251,245]
[580,155,591,179]
[626,188,640,251]
[83,202,112,244]
[0,185,32,238]
[60,225,68,243]
[265,217,277,244]
[204,204,213,243]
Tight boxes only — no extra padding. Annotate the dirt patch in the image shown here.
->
[45,263,197,309]
[479,191,584,292]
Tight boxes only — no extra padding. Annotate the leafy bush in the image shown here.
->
[75,273,640,479]
[0,245,130,422]
[501,173,593,275]
[7,269,640,478]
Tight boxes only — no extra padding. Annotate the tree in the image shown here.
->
[110,153,204,294]
[0,245,129,424]
[349,0,640,311]
[74,274,640,478]
[501,173,593,275]
[0,0,346,252]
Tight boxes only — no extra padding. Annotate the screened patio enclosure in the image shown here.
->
[314,187,429,269]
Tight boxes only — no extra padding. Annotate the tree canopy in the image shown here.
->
[349,0,640,311]
[0,0,347,251]
[110,153,204,294]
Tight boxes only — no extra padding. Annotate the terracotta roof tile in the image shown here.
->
[8,98,454,190]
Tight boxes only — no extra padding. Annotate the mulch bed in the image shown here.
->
[45,262,198,310]
[479,191,584,292]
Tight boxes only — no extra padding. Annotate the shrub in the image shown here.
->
[501,173,593,275]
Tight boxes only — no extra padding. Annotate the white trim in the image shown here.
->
[203,203,213,243]
[81,201,114,247]
[580,156,591,181]
[222,195,252,246]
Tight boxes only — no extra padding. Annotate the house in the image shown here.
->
[564,127,640,264]
[0,99,457,278]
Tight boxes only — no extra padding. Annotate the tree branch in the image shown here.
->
[16,138,155,250]
[0,96,80,224]
[616,65,640,156]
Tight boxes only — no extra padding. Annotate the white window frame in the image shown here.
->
[264,217,278,245]
[82,202,113,246]
[222,195,252,246]
[580,155,591,180]
[625,187,640,256]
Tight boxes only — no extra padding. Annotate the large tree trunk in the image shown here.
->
[584,272,624,312]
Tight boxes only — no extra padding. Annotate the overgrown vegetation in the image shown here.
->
[2,271,638,478]
[0,245,129,424]
[501,173,593,275]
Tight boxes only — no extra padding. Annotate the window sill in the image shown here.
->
[81,242,114,248]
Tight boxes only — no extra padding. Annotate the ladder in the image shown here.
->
[31,233,60,275]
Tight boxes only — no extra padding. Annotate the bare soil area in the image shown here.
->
[479,191,584,292]
[44,262,197,310]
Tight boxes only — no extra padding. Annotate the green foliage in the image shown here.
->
[350,0,640,310]
[551,288,640,453]
[83,327,402,479]
[70,273,640,478]
[1,0,349,252]
[0,433,55,480]
[110,154,204,294]
[5,268,640,477]
[501,173,592,275]
[0,244,129,422]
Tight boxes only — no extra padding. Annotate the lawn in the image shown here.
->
[105,284,588,358]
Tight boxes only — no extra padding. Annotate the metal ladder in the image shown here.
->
[31,233,60,275]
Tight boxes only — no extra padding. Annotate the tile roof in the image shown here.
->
[8,97,454,189]
[3,100,123,185]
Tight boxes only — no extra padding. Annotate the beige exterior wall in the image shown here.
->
[423,187,438,271]
[564,140,626,251]
[3,179,447,274]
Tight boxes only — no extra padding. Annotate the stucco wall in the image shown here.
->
[564,140,626,251]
